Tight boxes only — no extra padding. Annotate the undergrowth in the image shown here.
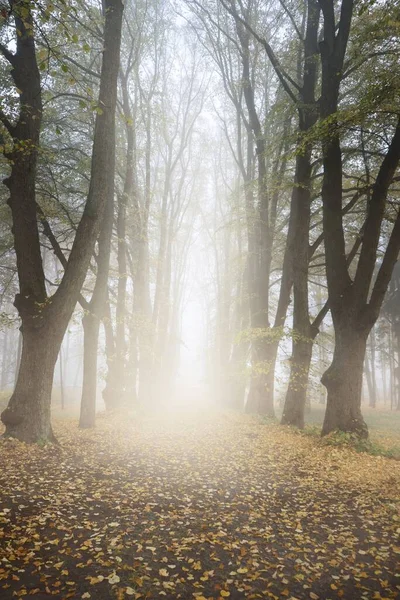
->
[302,425,400,460]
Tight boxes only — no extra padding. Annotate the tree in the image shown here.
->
[318,0,400,436]
[0,0,124,442]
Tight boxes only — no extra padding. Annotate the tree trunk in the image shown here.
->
[14,331,22,387]
[364,351,374,407]
[1,322,60,443]
[59,343,65,410]
[83,193,114,420]
[101,297,118,411]
[396,330,400,410]
[370,327,377,407]
[104,70,136,405]
[79,313,100,428]
[321,327,369,437]
[281,337,313,428]
[1,328,9,390]
[246,340,277,417]
[0,0,124,442]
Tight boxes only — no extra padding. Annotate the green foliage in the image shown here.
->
[302,425,400,460]
[235,326,284,345]
[323,430,400,460]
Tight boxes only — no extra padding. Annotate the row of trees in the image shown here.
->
[0,0,209,441]
[0,0,399,442]
[188,0,400,436]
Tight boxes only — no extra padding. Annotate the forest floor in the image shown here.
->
[0,408,399,600]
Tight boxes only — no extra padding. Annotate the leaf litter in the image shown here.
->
[0,410,399,599]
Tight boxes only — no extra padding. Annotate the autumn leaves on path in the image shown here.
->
[0,410,399,600]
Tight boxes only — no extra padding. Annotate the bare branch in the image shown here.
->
[219,0,301,104]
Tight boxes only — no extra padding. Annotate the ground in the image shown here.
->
[0,408,399,600]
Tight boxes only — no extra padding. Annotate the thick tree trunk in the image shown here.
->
[0,0,124,441]
[1,322,60,443]
[321,327,369,437]
[79,313,100,428]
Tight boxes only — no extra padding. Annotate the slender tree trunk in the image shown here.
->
[79,313,101,428]
[156,213,174,394]
[1,328,9,390]
[59,344,65,410]
[364,350,374,408]
[381,341,387,406]
[279,0,320,428]
[14,331,22,388]
[370,327,377,407]
[396,330,400,410]
[226,259,248,410]
[133,105,152,405]
[389,326,395,409]
[102,295,117,407]
[281,338,314,428]
[246,341,278,416]
[104,71,136,405]
[82,192,115,423]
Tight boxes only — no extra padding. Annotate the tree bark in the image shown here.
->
[246,340,278,417]
[281,337,314,428]
[321,327,369,437]
[318,0,400,436]
[1,321,61,443]
[1,328,9,390]
[81,169,115,423]
[1,0,124,442]
[79,313,100,428]
[103,69,137,405]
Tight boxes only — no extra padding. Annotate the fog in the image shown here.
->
[0,1,399,596]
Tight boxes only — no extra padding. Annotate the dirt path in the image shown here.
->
[0,409,399,599]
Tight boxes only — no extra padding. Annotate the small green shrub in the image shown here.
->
[321,430,400,460]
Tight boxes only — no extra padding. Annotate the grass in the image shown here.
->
[298,403,400,460]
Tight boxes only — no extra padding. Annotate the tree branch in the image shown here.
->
[219,0,301,104]
[36,203,91,312]
[0,108,15,136]
[278,0,304,41]
[368,211,400,324]
[353,115,400,307]
[0,42,15,65]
